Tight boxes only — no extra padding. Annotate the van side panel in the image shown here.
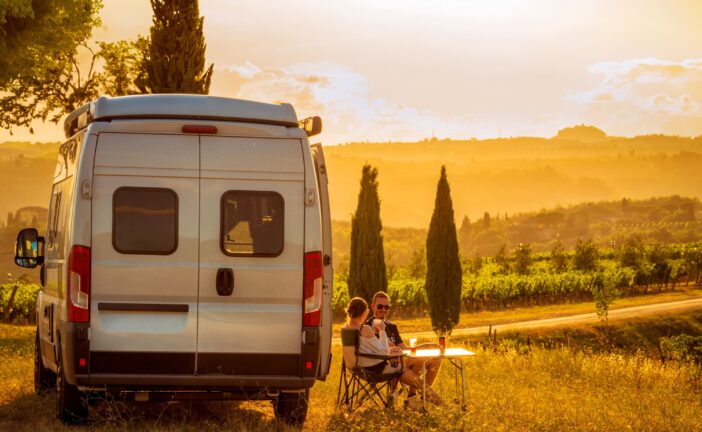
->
[71,133,97,248]
[301,140,323,255]
[311,143,333,379]
[89,133,199,372]
[39,134,83,372]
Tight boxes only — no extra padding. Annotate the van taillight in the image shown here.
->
[67,245,91,323]
[303,251,323,327]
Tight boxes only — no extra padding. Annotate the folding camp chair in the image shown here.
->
[336,327,404,412]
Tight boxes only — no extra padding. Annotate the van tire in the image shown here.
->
[55,347,88,424]
[273,390,309,426]
[34,331,56,394]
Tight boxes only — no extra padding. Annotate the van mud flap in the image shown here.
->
[300,327,321,378]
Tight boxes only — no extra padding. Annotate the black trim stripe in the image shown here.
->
[89,352,302,376]
[197,353,300,376]
[90,352,195,374]
[97,303,189,312]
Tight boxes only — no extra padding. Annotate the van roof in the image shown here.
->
[64,94,299,138]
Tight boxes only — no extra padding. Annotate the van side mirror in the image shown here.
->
[299,116,322,137]
[15,228,45,269]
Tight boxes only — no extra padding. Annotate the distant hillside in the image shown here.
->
[325,134,702,227]
[555,124,607,142]
[1,132,701,230]
[332,195,701,269]
[0,142,58,225]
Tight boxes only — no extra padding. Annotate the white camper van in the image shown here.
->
[14,95,333,426]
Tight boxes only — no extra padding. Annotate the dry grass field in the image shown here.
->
[2,310,702,431]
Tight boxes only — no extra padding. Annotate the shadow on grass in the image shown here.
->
[0,392,56,432]
[89,398,278,431]
[323,403,471,432]
[452,310,702,359]
[0,391,301,432]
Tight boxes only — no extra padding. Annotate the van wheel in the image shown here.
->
[273,390,309,426]
[34,331,56,394]
[55,348,88,424]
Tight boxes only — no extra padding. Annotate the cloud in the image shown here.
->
[568,58,702,136]
[210,61,472,144]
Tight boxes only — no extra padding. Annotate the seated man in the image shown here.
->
[365,291,443,405]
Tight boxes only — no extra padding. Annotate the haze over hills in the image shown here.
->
[0,126,701,230]
[331,195,700,267]
[324,127,702,227]
[0,127,701,275]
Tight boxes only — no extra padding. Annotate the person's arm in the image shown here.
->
[389,323,407,349]
[359,325,391,356]
[360,325,375,339]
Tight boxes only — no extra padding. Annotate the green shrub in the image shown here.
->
[660,334,702,365]
[0,283,40,324]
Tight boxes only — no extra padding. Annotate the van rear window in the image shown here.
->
[221,191,284,257]
[113,187,178,255]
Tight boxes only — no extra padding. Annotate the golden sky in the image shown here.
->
[4,0,702,144]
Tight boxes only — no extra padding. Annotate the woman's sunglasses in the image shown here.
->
[376,304,392,310]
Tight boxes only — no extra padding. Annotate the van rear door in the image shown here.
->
[90,133,200,374]
[311,143,333,379]
[197,136,304,375]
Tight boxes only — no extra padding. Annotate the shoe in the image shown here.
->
[404,394,423,411]
[387,390,399,411]
[424,388,444,406]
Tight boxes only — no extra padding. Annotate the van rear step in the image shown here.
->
[111,389,277,402]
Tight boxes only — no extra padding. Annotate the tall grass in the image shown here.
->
[2,320,701,431]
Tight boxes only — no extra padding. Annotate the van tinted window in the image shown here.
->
[113,187,178,255]
[221,191,284,256]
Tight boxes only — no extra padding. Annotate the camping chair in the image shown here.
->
[336,327,405,412]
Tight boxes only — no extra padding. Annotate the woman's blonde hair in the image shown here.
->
[346,297,368,319]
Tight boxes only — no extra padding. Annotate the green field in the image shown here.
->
[2,306,701,431]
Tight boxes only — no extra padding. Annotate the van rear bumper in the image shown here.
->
[75,374,315,390]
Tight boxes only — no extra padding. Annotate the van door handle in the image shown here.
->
[216,268,234,296]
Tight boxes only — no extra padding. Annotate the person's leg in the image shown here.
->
[399,368,422,392]
[404,356,424,377]
[400,362,443,406]
[424,357,443,387]
[409,343,442,386]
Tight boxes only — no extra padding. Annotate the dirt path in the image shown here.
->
[333,297,702,344]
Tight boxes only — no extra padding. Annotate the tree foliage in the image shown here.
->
[96,39,148,96]
[592,271,619,320]
[0,0,103,130]
[425,166,462,334]
[619,235,645,268]
[514,243,533,275]
[139,0,213,94]
[408,247,426,279]
[495,244,510,273]
[551,240,568,272]
[574,238,599,271]
[347,164,387,302]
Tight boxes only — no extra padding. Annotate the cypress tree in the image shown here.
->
[425,166,462,335]
[458,215,471,255]
[139,0,214,94]
[348,165,387,302]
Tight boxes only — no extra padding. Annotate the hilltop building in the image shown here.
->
[6,206,48,227]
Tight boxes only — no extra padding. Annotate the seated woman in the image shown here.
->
[342,297,442,405]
